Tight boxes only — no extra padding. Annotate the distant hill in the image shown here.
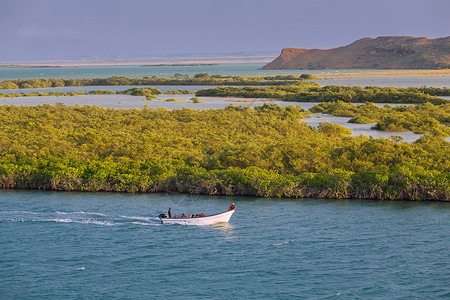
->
[262,36,450,70]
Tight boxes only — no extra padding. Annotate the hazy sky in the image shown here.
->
[1,0,449,62]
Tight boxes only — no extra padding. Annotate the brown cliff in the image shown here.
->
[262,36,450,70]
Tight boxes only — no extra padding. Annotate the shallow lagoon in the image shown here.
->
[0,93,429,142]
[0,63,448,142]
[1,63,449,87]
[0,63,435,79]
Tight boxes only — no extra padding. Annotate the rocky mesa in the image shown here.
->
[262,36,450,70]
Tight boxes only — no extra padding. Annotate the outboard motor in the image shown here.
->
[159,213,167,219]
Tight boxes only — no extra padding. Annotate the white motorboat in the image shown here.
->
[159,206,235,225]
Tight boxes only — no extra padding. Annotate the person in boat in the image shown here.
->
[168,208,172,218]
[228,203,235,211]
[181,213,187,218]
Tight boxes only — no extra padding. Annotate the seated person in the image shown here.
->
[228,203,235,211]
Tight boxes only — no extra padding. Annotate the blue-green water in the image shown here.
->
[1,190,449,299]
[0,63,403,80]
[1,63,449,88]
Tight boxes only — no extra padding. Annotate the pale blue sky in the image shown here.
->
[1,0,449,62]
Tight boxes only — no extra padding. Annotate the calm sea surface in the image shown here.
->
[1,63,449,88]
[1,190,449,299]
[0,63,423,80]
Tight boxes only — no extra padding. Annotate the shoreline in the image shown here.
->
[0,58,273,68]
[0,186,448,202]
[0,61,448,79]
[316,69,450,78]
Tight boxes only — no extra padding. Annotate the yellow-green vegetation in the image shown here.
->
[197,83,320,99]
[299,74,318,80]
[316,69,450,78]
[117,87,161,96]
[348,116,376,124]
[0,90,114,98]
[87,90,116,95]
[0,87,162,99]
[0,103,448,200]
[144,95,157,100]
[0,74,316,90]
[165,98,187,102]
[196,85,450,104]
[3,85,448,136]
[165,89,196,95]
[311,101,450,136]
[226,100,275,103]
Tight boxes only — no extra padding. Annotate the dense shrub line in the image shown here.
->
[196,85,450,104]
[0,87,166,98]
[0,104,448,200]
[0,74,316,90]
[2,164,449,201]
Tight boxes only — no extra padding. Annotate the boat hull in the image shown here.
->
[160,209,234,225]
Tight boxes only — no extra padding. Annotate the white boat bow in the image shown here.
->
[160,208,235,225]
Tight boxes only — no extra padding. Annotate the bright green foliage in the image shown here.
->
[0,104,448,200]
[193,73,211,79]
[348,116,376,124]
[197,85,450,104]
[299,74,318,80]
[0,75,317,90]
[196,83,322,98]
[312,101,450,136]
[0,88,161,99]
[88,90,115,95]
[117,87,161,96]
[0,90,110,98]
[317,122,352,136]
[166,89,195,95]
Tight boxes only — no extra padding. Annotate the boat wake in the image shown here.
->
[0,210,162,227]
[272,240,295,246]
